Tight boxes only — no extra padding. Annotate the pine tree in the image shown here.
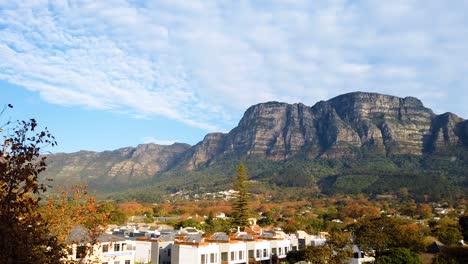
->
[232,163,250,227]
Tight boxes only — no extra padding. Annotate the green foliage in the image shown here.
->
[232,163,250,227]
[433,246,468,264]
[432,254,458,264]
[204,218,232,234]
[257,215,275,227]
[331,174,379,194]
[434,226,463,246]
[354,217,425,254]
[109,209,127,225]
[102,145,468,203]
[98,202,127,225]
[375,248,421,264]
[286,249,306,263]
[175,218,203,230]
[304,246,334,264]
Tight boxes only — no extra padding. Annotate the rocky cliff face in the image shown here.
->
[181,92,466,169]
[43,143,190,187]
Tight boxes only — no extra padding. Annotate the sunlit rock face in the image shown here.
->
[183,92,466,169]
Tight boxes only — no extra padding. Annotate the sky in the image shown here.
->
[1,0,467,153]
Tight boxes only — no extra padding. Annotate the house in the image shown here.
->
[135,234,175,264]
[207,233,247,264]
[66,226,135,264]
[295,230,326,248]
[172,234,220,264]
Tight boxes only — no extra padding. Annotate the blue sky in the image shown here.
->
[1,0,467,153]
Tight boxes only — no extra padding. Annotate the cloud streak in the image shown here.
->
[1,0,467,132]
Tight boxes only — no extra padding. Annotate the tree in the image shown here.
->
[304,245,334,264]
[40,184,110,263]
[354,217,425,254]
[375,248,421,264]
[434,226,463,246]
[232,163,250,227]
[415,204,432,219]
[0,115,64,263]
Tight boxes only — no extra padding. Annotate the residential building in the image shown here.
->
[66,226,135,264]
[135,234,174,264]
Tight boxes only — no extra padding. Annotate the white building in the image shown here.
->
[209,233,247,264]
[246,240,270,263]
[66,227,135,264]
[135,235,174,264]
[172,234,220,264]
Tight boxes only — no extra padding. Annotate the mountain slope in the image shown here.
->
[43,143,190,188]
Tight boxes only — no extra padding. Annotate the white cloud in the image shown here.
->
[142,136,177,145]
[0,0,467,133]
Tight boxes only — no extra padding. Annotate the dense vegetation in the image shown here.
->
[107,144,468,203]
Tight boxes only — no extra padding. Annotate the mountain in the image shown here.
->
[44,143,190,188]
[41,92,468,200]
[181,92,467,169]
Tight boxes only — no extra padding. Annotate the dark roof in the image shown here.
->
[159,234,176,241]
[184,234,203,243]
[211,232,229,241]
[260,232,275,238]
[129,232,147,237]
[67,226,125,244]
[160,229,177,235]
[237,234,254,240]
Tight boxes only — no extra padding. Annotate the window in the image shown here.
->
[263,249,267,257]
[125,260,131,264]
[210,253,215,263]
[114,261,120,264]
[293,246,298,251]
[114,243,120,252]
[76,246,86,259]
[201,254,206,264]
[168,248,171,257]
[102,262,108,264]
[231,251,235,261]
[121,243,127,251]
[272,248,277,255]
[285,247,288,254]
[67,246,73,255]
[248,250,254,258]
[221,252,228,261]
[256,249,260,258]
[279,247,282,255]
[239,250,243,259]
[102,244,109,253]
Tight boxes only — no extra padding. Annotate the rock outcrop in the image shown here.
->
[181,92,466,169]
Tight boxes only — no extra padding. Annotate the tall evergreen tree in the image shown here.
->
[232,163,250,227]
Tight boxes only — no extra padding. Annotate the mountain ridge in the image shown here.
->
[41,92,468,194]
